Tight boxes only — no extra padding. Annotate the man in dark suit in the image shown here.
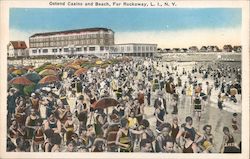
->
[154,91,168,114]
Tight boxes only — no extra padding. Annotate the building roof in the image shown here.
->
[9,41,27,49]
[30,27,114,38]
[115,43,157,46]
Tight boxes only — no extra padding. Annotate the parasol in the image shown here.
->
[9,76,34,85]
[66,64,82,70]
[74,68,88,76]
[39,69,57,76]
[91,97,119,109]
[39,75,59,84]
[24,72,41,83]
[12,69,26,75]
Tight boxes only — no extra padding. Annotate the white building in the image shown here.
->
[110,43,157,57]
[7,41,28,57]
[29,28,114,57]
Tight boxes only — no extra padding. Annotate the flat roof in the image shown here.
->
[30,27,114,38]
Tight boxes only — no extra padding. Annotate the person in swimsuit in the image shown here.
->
[30,93,40,115]
[140,119,155,152]
[220,127,240,153]
[171,117,179,142]
[64,113,77,144]
[199,125,214,153]
[182,131,198,153]
[44,114,62,134]
[193,92,202,121]
[25,108,39,140]
[155,103,165,131]
[163,137,175,153]
[32,119,44,152]
[140,139,153,152]
[116,118,143,152]
[155,123,173,152]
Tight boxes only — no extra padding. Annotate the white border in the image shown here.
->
[0,1,249,159]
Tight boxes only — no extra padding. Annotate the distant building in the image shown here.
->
[172,48,181,53]
[110,43,157,57]
[163,48,172,53]
[189,46,199,52]
[207,45,220,52]
[180,48,188,53]
[200,46,208,52]
[223,45,233,52]
[29,27,114,56]
[7,41,28,57]
[233,46,242,53]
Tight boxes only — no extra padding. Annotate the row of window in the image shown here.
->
[30,39,114,48]
[30,33,114,42]
[118,46,156,52]
[31,46,103,54]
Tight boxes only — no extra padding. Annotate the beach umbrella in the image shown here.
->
[44,64,58,70]
[96,60,103,65]
[72,59,88,65]
[12,69,26,75]
[8,67,17,73]
[23,66,35,71]
[9,76,34,85]
[39,75,59,84]
[66,64,82,70]
[39,69,57,76]
[74,68,88,76]
[91,97,119,109]
[24,72,41,83]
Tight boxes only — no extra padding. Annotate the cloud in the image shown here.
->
[115,28,241,48]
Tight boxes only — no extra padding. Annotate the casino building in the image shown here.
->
[29,27,157,57]
[29,28,115,56]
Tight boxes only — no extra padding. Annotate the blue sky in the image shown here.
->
[9,8,242,48]
[10,8,241,32]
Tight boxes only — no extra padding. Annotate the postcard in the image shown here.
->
[0,0,249,159]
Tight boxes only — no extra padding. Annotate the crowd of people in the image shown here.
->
[7,57,242,153]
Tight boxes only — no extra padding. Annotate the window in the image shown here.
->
[121,47,124,52]
[84,47,87,51]
[64,48,69,52]
[42,49,48,53]
[89,47,95,51]
[138,46,141,51]
[134,46,137,51]
[142,46,145,51]
[32,50,37,53]
[76,48,82,52]
[146,46,149,51]
[150,47,153,51]
[38,49,41,53]
[100,46,104,51]
[59,48,62,52]
[52,49,57,53]
[127,46,130,51]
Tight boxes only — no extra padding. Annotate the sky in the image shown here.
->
[9,8,242,48]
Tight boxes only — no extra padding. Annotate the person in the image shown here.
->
[32,119,44,152]
[94,109,105,138]
[7,88,17,120]
[64,140,76,152]
[25,108,39,140]
[182,131,198,153]
[193,92,202,121]
[199,125,214,153]
[44,114,62,134]
[64,113,77,143]
[217,93,224,111]
[15,98,27,126]
[116,118,144,152]
[155,123,173,152]
[220,127,240,153]
[171,117,179,142]
[163,137,175,153]
[140,119,155,152]
[75,95,88,131]
[43,129,61,152]
[45,92,56,119]
[176,116,203,144]
[232,113,239,133]
[106,114,120,152]
[30,93,40,115]
[170,97,178,114]
[140,139,153,152]
[92,138,106,152]
[155,104,165,131]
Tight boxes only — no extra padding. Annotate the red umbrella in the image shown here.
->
[74,68,88,76]
[39,75,59,84]
[9,76,34,85]
[92,97,119,109]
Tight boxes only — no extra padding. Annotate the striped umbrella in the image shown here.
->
[9,76,34,85]
[39,75,59,84]
[74,68,88,76]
